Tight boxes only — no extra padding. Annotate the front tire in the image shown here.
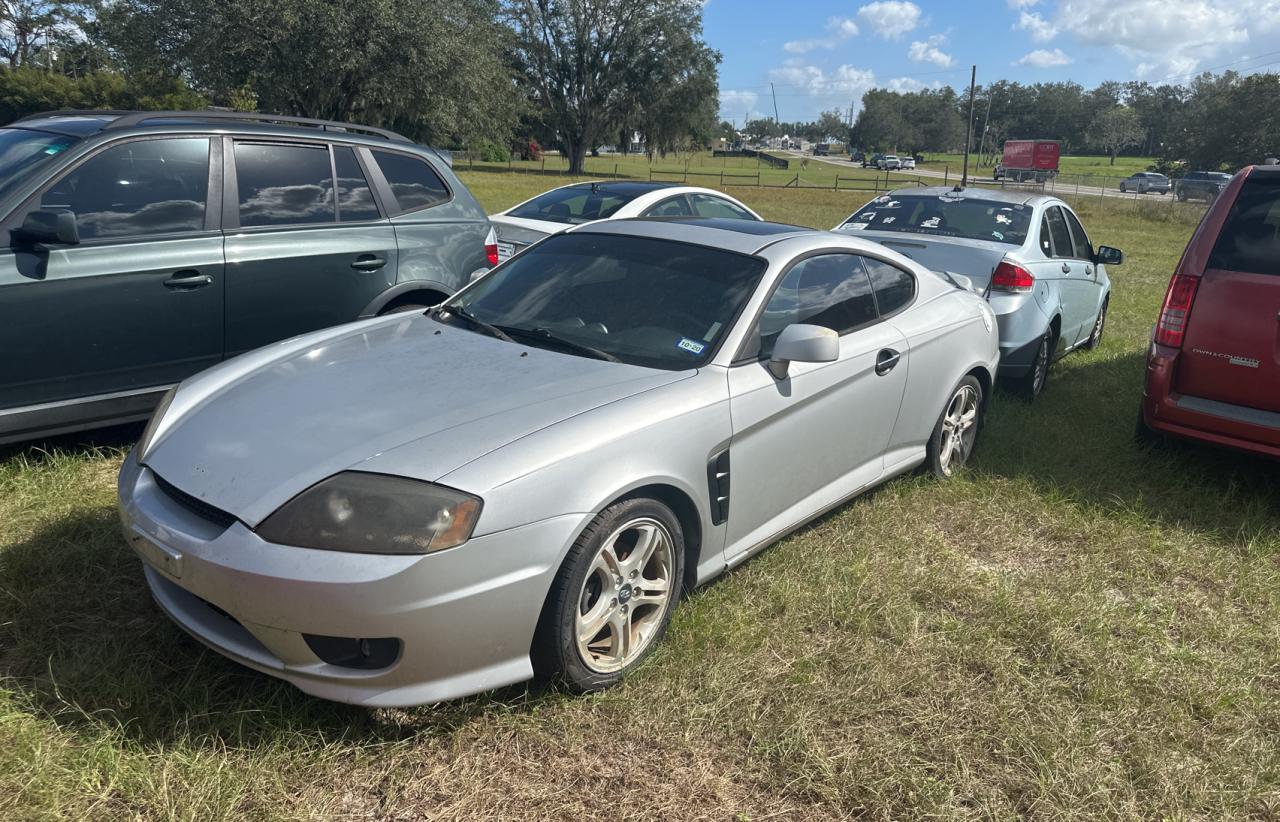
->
[533,497,684,692]
[924,375,984,478]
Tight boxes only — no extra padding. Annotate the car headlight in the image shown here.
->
[256,472,482,555]
[135,386,177,464]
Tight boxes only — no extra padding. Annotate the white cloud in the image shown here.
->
[782,16,860,54]
[768,63,878,116]
[1008,0,1040,7]
[886,76,944,92]
[719,89,760,121]
[857,1,922,40]
[907,34,953,67]
[1015,11,1057,42]
[1016,48,1072,67]
[1056,0,1260,78]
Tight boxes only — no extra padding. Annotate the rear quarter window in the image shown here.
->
[371,150,450,213]
[1208,175,1280,276]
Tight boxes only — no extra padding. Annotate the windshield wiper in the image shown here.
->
[433,304,513,343]
[499,325,620,363]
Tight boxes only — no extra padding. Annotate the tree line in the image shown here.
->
[846,73,1278,172]
[0,0,721,174]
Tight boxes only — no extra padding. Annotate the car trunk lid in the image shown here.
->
[848,230,1011,291]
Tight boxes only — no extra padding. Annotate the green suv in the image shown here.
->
[0,110,495,444]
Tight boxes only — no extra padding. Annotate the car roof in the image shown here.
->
[6,115,117,137]
[884,185,1046,206]
[560,181,680,196]
[573,217,815,254]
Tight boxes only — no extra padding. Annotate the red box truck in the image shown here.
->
[994,140,1060,182]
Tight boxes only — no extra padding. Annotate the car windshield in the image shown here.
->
[0,128,78,199]
[507,185,637,225]
[840,193,1032,245]
[444,232,766,369]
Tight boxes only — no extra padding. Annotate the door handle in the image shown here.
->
[163,270,212,290]
[875,348,901,376]
[1061,262,1071,274]
[351,254,387,272]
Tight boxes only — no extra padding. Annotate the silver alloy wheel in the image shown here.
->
[1090,303,1106,344]
[1031,335,1050,394]
[938,384,980,476]
[575,517,675,674]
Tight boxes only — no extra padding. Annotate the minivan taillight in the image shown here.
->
[1154,272,1200,348]
[484,227,499,267]
[991,260,1034,291]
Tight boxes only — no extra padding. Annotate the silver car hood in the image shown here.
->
[838,229,1016,290]
[145,315,689,526]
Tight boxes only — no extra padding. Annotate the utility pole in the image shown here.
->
[977,89,994,164]
[770,83,780,126]
[961,65,976,189]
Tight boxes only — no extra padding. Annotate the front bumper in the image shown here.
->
[117,454,592,706]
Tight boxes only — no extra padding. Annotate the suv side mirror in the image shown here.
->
[1095,245,1123,266]
[767,323,839,379]
[14,209,79,247]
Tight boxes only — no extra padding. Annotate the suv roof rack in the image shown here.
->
[14,109,414,144]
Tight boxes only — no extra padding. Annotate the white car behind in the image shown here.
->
[488,181,762,262]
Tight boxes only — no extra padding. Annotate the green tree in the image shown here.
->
[815,109,847,143]
[506,0,718,173]
[101,0,517,146]
[1088,107,1144,165]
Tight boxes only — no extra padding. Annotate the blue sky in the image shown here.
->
[706,0,1280,125]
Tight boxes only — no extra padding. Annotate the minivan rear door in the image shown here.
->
[1176,170,1280,413]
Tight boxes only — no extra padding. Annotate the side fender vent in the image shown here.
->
[706,450,730,526]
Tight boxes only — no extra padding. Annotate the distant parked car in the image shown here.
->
[814,143,830,156]
[1138,164,1280,459]
[863,152,884,169]
[119,218,1001,705]
[0,110,493,445]
[1175,171,1233,202]
[1119,172,1171,194]
[835,187,1122,398]
[487,182,760,263]
[900,156,917,170]
[878,155,901,171]
[851,151,865,164]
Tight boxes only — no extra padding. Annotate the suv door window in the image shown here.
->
[1062,208,1094,260]
[689,193,755,220]
[234,142,335,227]
[1045,206,1075,258]
[370,150,449,213]
[35,137,209,240]
[1208,174,1280,276]
[758,254,878,357]
[333,146,380,222]
[644,196,692,217]
[862,256,915,315]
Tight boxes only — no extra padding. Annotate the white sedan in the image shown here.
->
[488,181,762,262]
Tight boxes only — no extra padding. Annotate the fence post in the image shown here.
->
[720,169,724,187]
[614,163,619,179]
[944,165,948,186]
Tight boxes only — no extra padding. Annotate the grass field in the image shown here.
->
[919,153,1159,184]
[2,177,1278,819]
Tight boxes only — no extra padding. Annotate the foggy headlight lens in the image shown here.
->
[135,386,177,464]
[256,472,482,555]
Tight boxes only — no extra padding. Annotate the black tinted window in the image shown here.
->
[759,254,877,357]
[334,146,379,222]
[863,257,914,315]
[1063,209,1093,260]
[371,150,448,212]
[235,143,334,227]
[37,137,208,240]
[690,194,755,220]
[508,186,631,224]
[1046,207,1074,258]
[451,233,765,370]
[645,196,691,217]
[1208,175,1280,276]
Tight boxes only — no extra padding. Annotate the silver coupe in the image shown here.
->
[118,217,1000,706]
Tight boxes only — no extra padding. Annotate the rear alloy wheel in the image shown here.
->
[533,498,683,692]
[925,376,984,478]
[1019,329,1054,400]
[1083,298,1108,350]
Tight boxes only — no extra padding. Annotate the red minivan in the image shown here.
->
[1139,163,1280,459]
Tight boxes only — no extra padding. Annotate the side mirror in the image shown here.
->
[767,323,839,380]
[1095,245,1123,266]
[14,209,79,247]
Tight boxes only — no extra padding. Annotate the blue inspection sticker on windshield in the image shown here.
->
[676,337,706,355]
